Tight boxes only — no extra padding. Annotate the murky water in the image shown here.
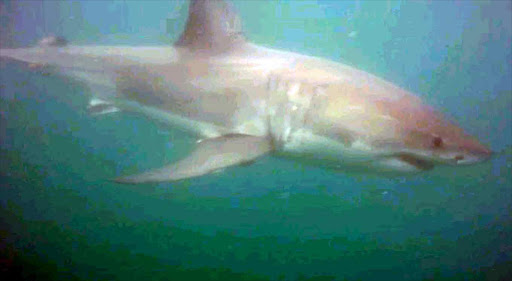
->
[1,1,510,280]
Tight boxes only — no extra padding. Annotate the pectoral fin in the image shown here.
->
[114,134,273,184]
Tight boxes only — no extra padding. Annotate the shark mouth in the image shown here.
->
[395,153,435,171]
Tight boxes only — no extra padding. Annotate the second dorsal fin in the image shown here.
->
[175,0,245,54]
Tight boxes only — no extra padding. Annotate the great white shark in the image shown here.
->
[0,0,491,183]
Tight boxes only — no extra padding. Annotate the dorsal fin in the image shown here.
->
[175,0,245,54]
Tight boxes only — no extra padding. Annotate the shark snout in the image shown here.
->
[451,139,492,165]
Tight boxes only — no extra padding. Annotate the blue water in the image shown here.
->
[0,1,511,280]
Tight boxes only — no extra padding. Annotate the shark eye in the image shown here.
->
[432,136,443,149]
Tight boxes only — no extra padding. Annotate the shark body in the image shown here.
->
[0,0,491,183]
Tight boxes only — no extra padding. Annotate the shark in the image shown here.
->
[0,0,492,183]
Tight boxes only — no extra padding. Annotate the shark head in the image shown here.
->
[304,80,492,173]
[372,105,492,172]
[385,103,492,169]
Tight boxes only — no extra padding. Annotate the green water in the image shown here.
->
[1,1,511,280]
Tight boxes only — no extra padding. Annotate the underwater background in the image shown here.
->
[0,1,510,280]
